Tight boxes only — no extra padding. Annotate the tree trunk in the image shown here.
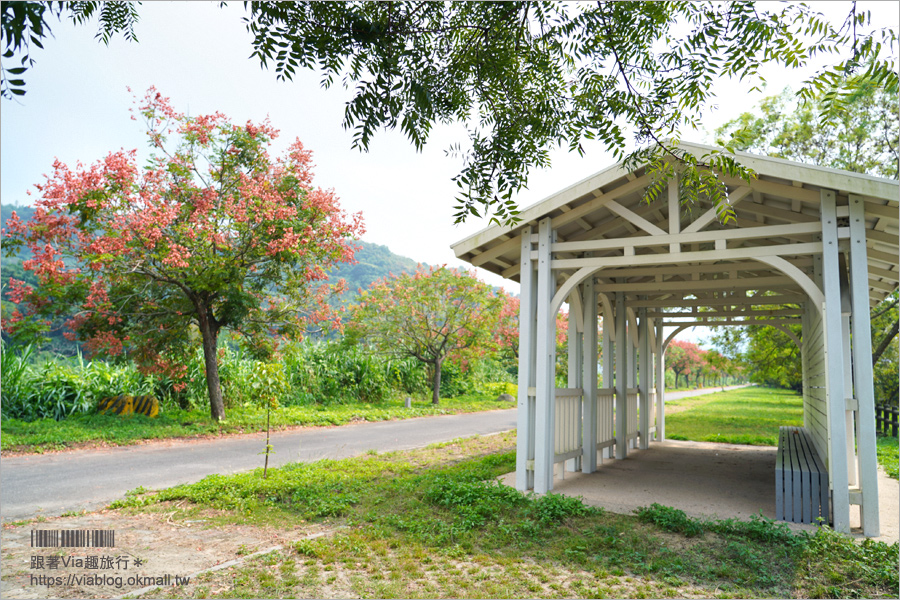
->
[431,358,443,405]
[197,306,226,421]
[873,319,899,365]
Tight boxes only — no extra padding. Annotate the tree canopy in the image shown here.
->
[715,83,899,179]
[3,1,896,224]
[1,1,139,98]
[346,265,505,404]
[709,81,898,400]
[2,87,364,419]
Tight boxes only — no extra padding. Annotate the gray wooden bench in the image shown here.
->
[776,426,829,525]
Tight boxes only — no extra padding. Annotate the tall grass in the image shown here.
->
[1,341,514,422]
[1,344,158,422]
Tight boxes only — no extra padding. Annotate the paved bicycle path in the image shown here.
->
[0,385,748,521]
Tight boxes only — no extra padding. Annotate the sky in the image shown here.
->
[2,1,898,346]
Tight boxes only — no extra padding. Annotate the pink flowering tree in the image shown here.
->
[495,295,568,361]
[346,265,504,405]
[666,339,704,389]
[2,87,364,420]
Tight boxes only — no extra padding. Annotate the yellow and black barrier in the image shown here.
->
[97,395,158,418]
[131,395,159,418]
[97,394,133,416]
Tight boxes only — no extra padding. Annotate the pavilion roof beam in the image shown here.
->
[869,278,896,293]
[558,204,594,231]
[720,175,823,205]
[735,201,820,224]
[647,308,803,318]
[506,240,823,279]
[630,293,806,308]
[598,259,813,280]
[868,265,899,282]
[605,200,668,236]
[451,166,657,257]
[599,275,796,293]
[470,234,523,267]
[732,217,819,244]
[552,221,823,254]
[561,200,670,245]
[862,201,900,220]
[681,186,753,234]
[661,318,802,326]
[546,172,654,231]
[866,229,900,247]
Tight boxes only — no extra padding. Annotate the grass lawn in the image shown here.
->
[0,393,512,454]
[95,432,898,599]
[877,435,899,480]
[664,387,900,479]
[665,387,803,446]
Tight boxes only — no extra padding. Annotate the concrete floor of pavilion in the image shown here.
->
[500,439,898,543]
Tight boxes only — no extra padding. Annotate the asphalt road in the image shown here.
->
[1,409,517,522]
[0,385,748,522]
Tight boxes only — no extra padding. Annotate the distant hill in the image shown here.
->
[331,240,423,300]
[1,204,425,350]
[1,204,35,261]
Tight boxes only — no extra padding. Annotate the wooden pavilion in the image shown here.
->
[451,142,899,536]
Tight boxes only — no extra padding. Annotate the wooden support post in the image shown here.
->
[601,305,613,460]
[801,302,810,431]
[534,218,556,494]
[615,291,628,460]
[821,189,850,533]
[602,309,613,388]
[629,327,638,388]
[567,291,583,472]
[639,306,650,450]
[656,319,665,441]
[629,318,637,449]
[849,195,880,537]
[842,313,858,488]
[516,227,536,491]
[582,277,598,473]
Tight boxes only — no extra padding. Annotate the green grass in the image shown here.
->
[105,432,898,599]
[665,387,803,446]
[0,393,512,454]
[876,435,899,480]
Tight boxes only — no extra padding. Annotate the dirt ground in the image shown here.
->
[1,509,332,599]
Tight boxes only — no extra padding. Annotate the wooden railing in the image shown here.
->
[554,388,583,464]
[875,404,899,437]
[541,386,662,467]
[597,388,615,452]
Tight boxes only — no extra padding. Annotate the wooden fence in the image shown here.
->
[875,404,899,437]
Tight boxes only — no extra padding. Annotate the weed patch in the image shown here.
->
[114,431,898,599]
[796,527,899,598]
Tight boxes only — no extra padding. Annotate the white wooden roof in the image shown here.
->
[452,142,899,309]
